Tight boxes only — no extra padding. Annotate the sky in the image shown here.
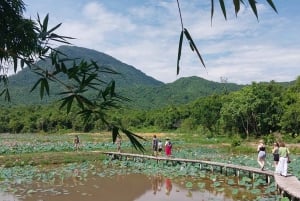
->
[23,0,300,84]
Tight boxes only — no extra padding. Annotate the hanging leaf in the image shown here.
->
[266,0,278,13]
[183,28,206,68]
[177,30,184,75]
[121,129,146,152]
[211,0,214,25]
[233,0,240,17]
[219,0,227,20]
[248,0,258,20]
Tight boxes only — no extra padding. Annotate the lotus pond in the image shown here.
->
[0,133,299,201]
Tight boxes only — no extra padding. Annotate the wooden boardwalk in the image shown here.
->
[103,152,300,201]
[274,174,300,201]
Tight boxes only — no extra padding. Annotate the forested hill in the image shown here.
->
[120,76,243,109]
[3,45,244,108]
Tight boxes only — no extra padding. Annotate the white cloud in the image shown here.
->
[23,0,300,84]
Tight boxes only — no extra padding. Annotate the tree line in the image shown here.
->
[1,77,299,140]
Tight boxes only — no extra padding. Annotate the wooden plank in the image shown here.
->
[274,174,300,200]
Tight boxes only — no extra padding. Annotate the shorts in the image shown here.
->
[258,151,266,159]
[273,153,279,162]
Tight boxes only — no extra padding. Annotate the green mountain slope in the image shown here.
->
[2,45,244,108]
[121,76,243,109]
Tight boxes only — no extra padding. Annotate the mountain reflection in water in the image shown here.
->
[1,173,238,201]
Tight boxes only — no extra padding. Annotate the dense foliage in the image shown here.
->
[1,77,299,140]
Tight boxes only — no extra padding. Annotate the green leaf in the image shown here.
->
[42,14,49,33]
[248,0,258,20]
[40,79,45,99]
[43,78,50,96]
[13,57,18,73]
[233,0,240,16]
[197,182,205,189]
[121,129,146,152]
[176,30,184,75]
[183,28,206,68]
[185,181,193,189]
[211,0,214,25]
[219,0,227,20]
[232,188,239,195]
[46,23,62,35]
[266,0,277,13]
[59,95,74,113]
[1,89,11,102]
[30,78,43,93]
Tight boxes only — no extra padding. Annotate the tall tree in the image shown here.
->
[220,82,284,138]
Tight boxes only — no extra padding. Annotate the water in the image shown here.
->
[0,171,276,201]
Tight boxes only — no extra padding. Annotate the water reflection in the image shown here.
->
[0,172,274,201]
[0,192,20,201]
[151,173,162,194]
[165,178,172,195]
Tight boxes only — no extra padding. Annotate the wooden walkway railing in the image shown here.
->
[102,152,300,201]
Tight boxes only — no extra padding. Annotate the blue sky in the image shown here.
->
[24,0,300,84]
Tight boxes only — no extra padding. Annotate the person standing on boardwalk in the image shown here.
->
[74,135,80,151]
[152,135,158,156]
[275,142,290,177]
[165,138,172,157]
[257,139,266,170]
[272,142,280,169]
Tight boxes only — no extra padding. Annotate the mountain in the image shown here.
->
[2,45,244,108]
[120,76,243,109]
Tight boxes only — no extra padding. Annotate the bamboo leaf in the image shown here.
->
[44,78,50,96]
[40,79,45,99]
[183,28,206,68]
[5,89,10,102]
[266,0,278,13]
[219,0,227,20]
[66,97,73,113]
[233,0,240,16]
[42,14,49,33]
[0,89,11,102]
[30,78,42,93]
[59,95,74,113]
[211,0,214,25]
[13,57,18,73]
[177,30,184,75]
[248,0,258,20]
[121,129,146,152]
[46,23,62,35]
